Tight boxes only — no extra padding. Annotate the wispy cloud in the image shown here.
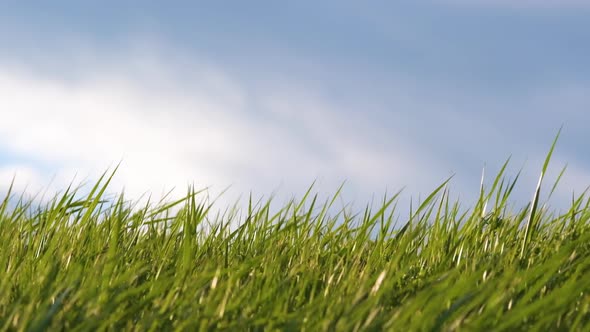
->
[2,46,586,215]
[0,49,441,211]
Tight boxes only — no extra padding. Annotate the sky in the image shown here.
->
[1,1,589,216]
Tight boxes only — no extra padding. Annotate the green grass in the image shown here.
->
[1,138,590,330]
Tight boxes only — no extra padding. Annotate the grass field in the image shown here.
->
[1,136,589,331]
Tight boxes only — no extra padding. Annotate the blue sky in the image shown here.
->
[1,1,589,214]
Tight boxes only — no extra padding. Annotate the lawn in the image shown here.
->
[1,134,589,331]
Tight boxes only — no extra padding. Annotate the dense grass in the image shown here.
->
[1,140,590,330]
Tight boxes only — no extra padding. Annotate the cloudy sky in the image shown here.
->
[1,1,589,214]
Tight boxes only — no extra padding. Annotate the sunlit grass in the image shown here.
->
[1,134,589,330]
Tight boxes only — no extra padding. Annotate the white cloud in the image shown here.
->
[0,50,437,212]
[0,62,240,197]
[0,164,45,196]
[3,45,584,218]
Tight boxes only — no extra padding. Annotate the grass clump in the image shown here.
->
[1,144,590,330]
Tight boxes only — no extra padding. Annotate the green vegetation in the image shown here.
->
[1,136,589,331]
